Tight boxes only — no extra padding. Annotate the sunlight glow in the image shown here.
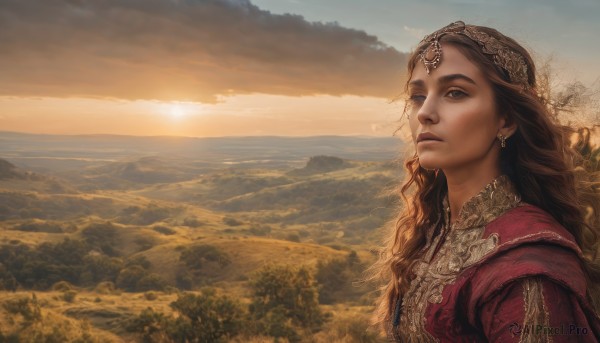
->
[158,101,205,120]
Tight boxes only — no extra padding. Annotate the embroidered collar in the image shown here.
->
[443,175,521,230]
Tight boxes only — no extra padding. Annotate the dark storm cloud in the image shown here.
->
[0,0,408,102]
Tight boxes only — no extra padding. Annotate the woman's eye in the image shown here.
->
[409,95,426,104]
[447,90,467,99]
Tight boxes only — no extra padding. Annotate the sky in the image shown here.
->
[0,0,598,137]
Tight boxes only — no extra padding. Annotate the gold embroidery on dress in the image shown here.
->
[394,175,521,342]
[520,277,552,343]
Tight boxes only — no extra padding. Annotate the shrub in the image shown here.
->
[179,244,231,270]
[285,233,300,242]
[63,290,77,303]
[153,225,176,235]
[52,281,74,292]
[183,217,203,228]
[223,216,243,226]
[169,290,244,342]
[128,290,244,343]
[144,291,158,301]
[81,222,119,256]
[136,273,167,292]
[249,264,323,331]
[94,281,116,294]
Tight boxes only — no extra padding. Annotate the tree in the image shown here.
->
[249,264,323,333]
[169,290,243,342]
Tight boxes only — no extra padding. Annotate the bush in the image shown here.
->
[249,264,323,332]
[95,281,116,295]
[116,265,146,292]
[285,233,300,243]
[81,222,119,256]
[52,281,74,292]
[144,291,158,301]
[62,290,77,303]
[223,216,243,226]
[179,244,231,270]
[136,273,167,292]
[128,290,244,343]
[169,290,244,342]
[153,225,176,235]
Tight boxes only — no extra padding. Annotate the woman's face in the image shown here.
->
[407,44,505,173]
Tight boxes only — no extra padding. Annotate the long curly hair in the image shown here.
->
[370,24,600,329]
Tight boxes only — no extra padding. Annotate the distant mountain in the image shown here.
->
[288,155,353,176]
[0,159,22,179]
[85,156,204,184]
[0,158,76,193]
[0,132,404,173]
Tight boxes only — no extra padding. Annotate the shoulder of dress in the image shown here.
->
[482,203,581,255]
[465,205,587,304]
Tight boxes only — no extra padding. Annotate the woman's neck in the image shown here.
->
[445,171,503,225]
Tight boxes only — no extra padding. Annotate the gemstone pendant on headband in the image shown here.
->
[420,40,442,74]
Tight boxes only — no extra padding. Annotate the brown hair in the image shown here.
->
[370,24,600,329]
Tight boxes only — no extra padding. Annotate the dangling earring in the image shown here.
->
[497,134,506,148]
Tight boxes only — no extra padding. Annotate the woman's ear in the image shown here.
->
[499,115,518,138]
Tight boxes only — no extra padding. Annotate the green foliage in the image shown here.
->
[81,222,119,256]
[223,215,244,226]
[316,251,365,304]
[13,221,65,233]
[249,264,323,332]
[52,281,74,292]
[2,294,42,323]
[175,271,193,290]
[285,233,300,242]
[248,224,272,236]
[81,254,123,286]
[182,217,203,227]
[144,291,158,301]
[136,273,167,292]
[115,257,166,292]
[169,291,244,342]
[152,225,176,235]
[128,290,244,343]
[116,265,146,291]
[94,281,116,294]
[0,238,91,289]
[1,294,100,342]
[0,264,17,291]
[126,307,172,343]
[179,244,231,271]
[0,191,117,221]
[62,290,77,303]
[215,176,395,230]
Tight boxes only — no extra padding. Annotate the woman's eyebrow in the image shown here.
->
[409,73,477,88]
[438,73,477,85]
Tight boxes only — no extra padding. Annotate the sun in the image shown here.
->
[158,101,205,120]
[169,104,186,119]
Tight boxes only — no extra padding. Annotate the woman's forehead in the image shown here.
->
[410,44,485,86]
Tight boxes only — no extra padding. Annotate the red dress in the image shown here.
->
[387,175,600,342]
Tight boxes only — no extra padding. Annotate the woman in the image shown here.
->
[372,21,600,342]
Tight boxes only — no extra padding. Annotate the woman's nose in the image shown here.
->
[416,96,439,124]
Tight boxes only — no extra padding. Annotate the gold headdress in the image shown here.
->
[418,21,529,88]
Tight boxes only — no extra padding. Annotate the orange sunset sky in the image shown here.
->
[0,0,598,137]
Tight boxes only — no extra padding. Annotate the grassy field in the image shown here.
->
[0,153,395,342]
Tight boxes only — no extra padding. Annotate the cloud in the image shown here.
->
[0,0,408,102]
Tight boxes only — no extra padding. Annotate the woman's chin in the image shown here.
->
[417,158,441,171]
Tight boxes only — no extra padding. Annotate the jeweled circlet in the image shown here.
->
[418,21,529,88]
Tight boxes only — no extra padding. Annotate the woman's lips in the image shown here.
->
[417,132,443,142]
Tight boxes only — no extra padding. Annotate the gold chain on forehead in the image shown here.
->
[418,21,529,88]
